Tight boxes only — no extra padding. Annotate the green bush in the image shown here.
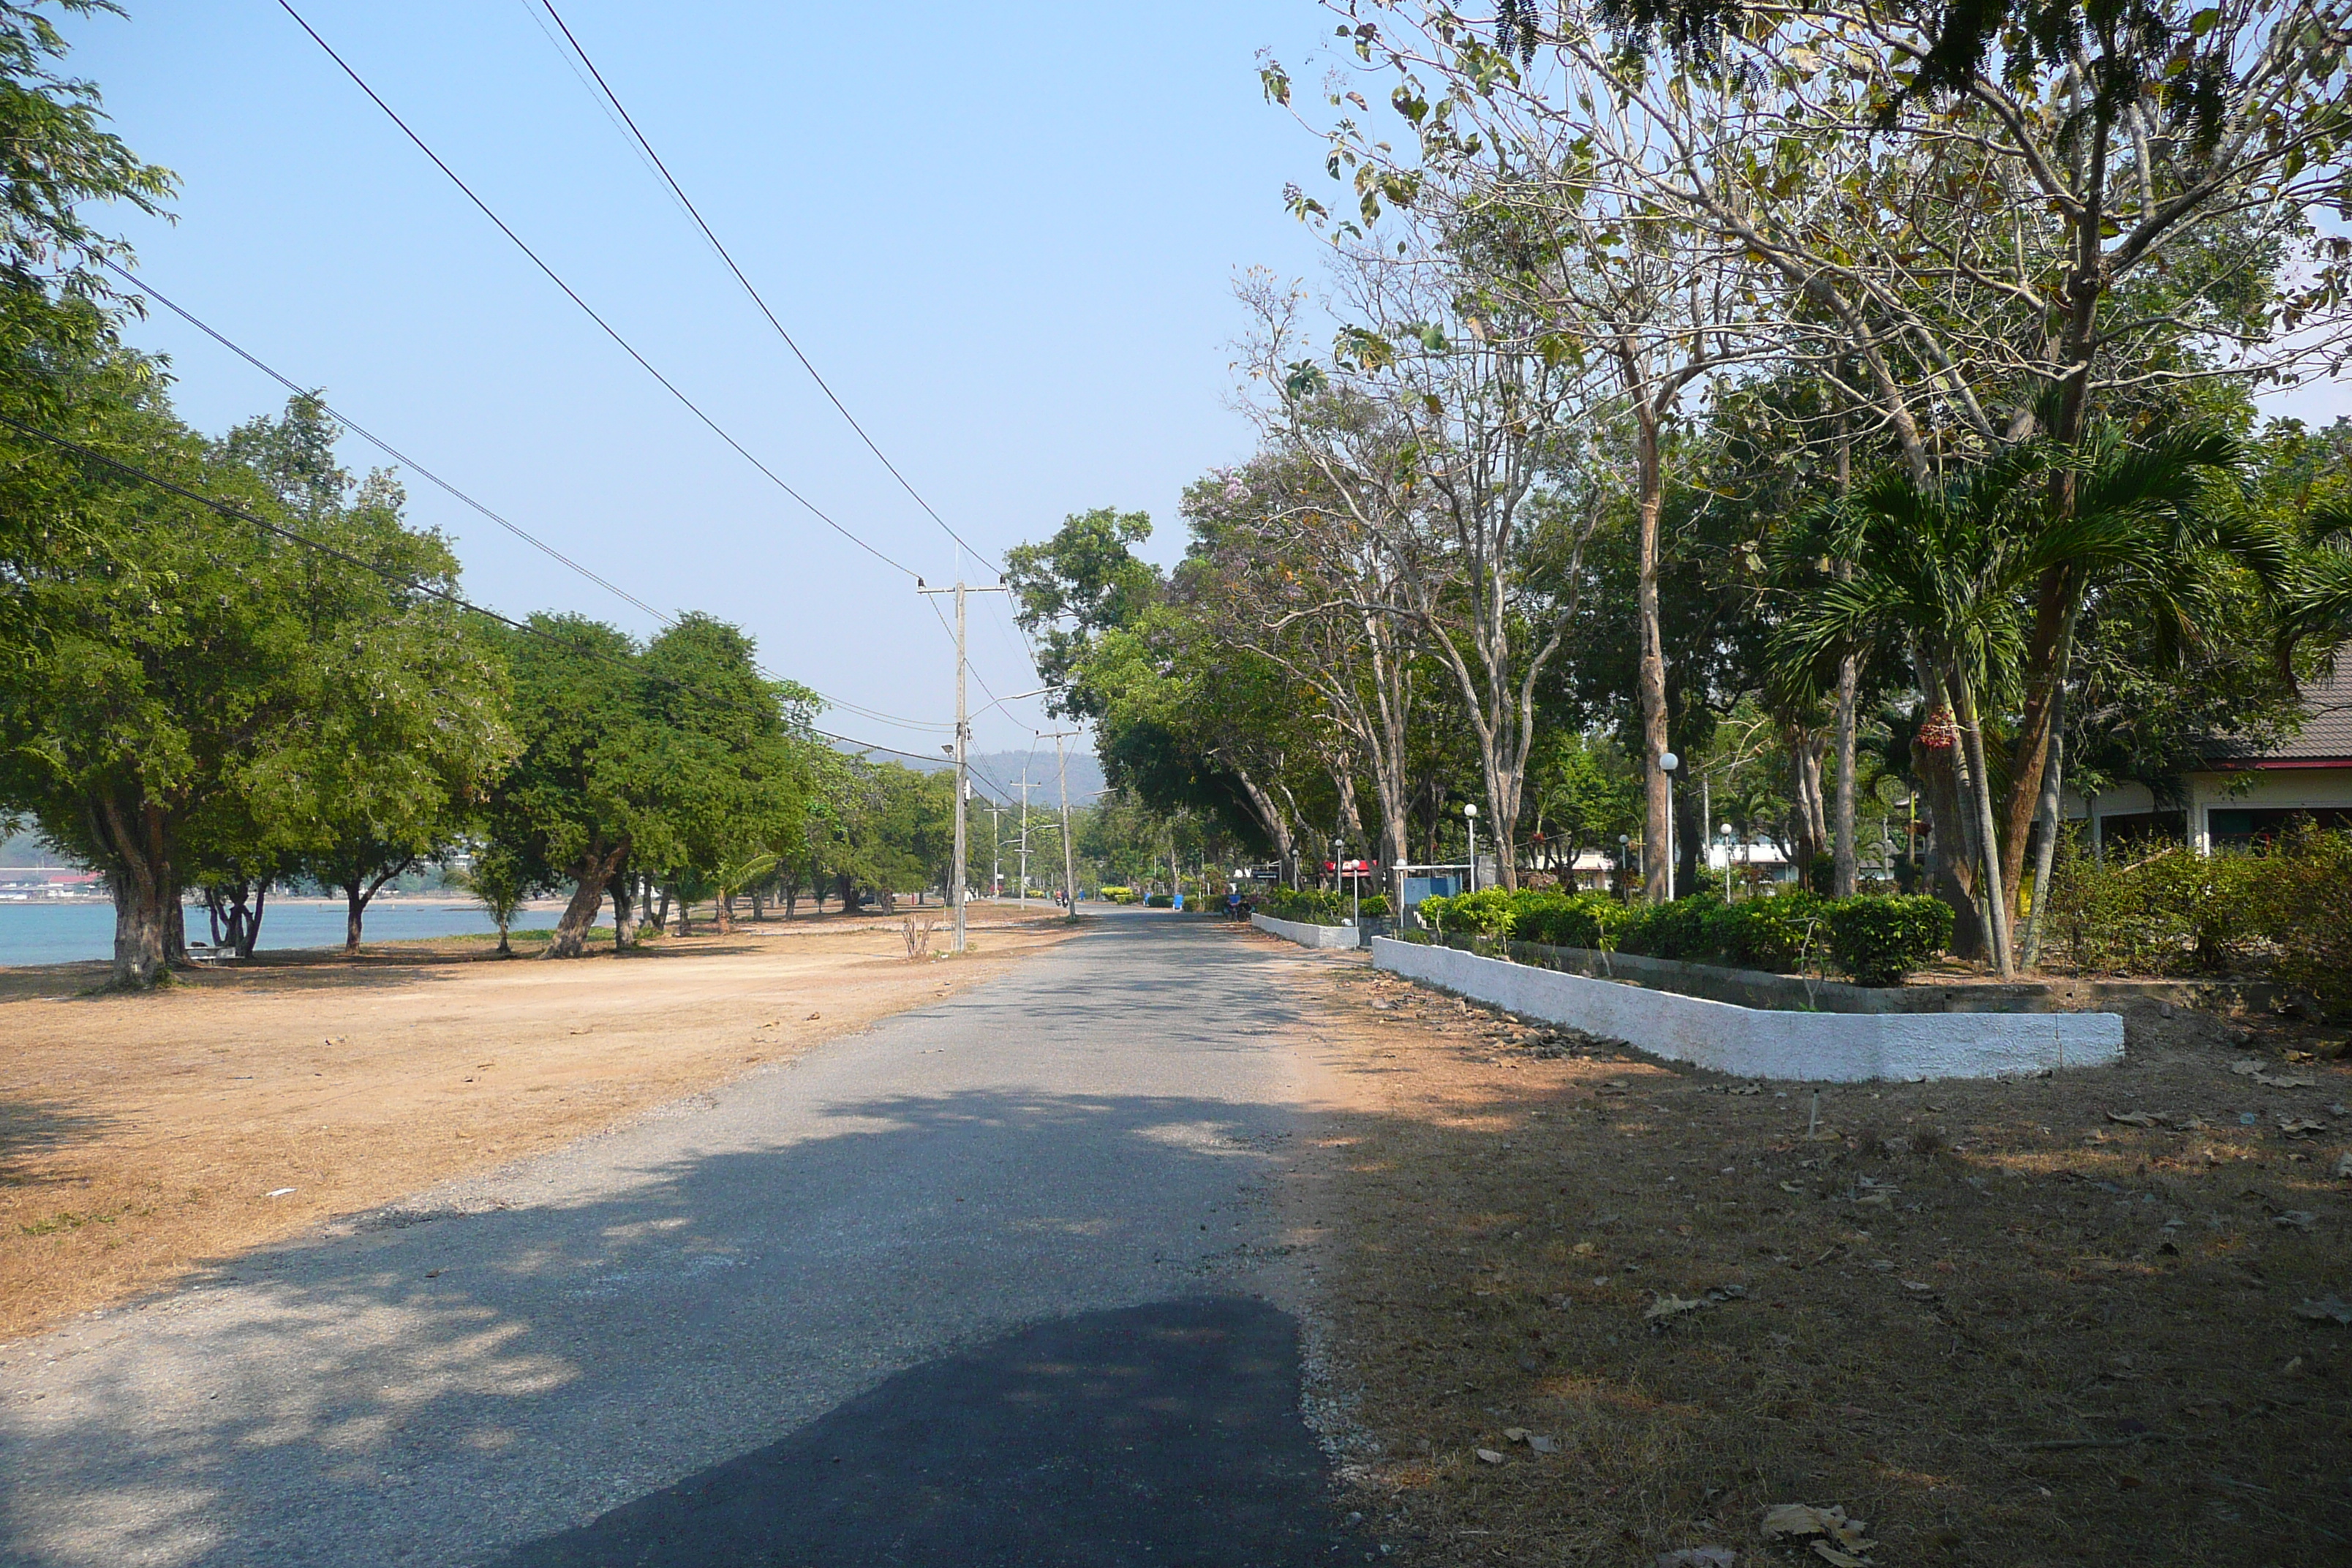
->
[2048,826,2352,1011]
[1826,895,1955,986]
[1618,894,1725,961]
[1358,893,1391,919]
[1262,886,1348,924]
[2046,840,2266,976]
[1144,892,1172,908]
[1722,890,1833,970]
[1607,890,1943,982]
[1512,892,1635,950]
[2250,825,2352,1012]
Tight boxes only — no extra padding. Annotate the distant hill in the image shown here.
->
[0,830,72,868]
[847,746,1105,808]
[962,749,1104,810]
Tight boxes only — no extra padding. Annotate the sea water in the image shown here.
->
[0,901,507,968]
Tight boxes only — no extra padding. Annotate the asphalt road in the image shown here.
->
[0,913,1365,1567]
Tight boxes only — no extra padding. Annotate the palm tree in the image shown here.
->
[2281,497,2352,654]
[1772,426,2251,977]
[707,851,779,935]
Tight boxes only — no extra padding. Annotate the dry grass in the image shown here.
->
[1282,946,2352,1567]
[0,905,1071,1343]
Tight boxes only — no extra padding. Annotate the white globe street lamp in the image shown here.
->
[1657,751,1681,900]
[1463,802,1480,894]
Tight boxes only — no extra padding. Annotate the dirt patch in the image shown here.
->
[1278,940,2352,1566]
[0,905,1071,1342]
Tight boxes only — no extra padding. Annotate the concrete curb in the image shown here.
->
[1371,937,2125,1083]
[1251,913,1363,950]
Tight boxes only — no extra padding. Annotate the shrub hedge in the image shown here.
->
[1416,886,1955,987]
[1825,896,1956,986]
[1255,887,1390,925]
[2046,826,2352,1011]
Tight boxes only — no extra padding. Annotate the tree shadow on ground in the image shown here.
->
[0,1096,121,1184]
[0,1084,1346,1568]
[488,1299,1362,1568]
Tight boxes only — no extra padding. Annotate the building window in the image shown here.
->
[2097,810,2185,852]
[2206,806,2352,851]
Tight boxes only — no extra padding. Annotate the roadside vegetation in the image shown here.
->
[0,4,974,987]
[1000,0,2352,995]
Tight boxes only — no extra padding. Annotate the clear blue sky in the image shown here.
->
[64,1,1342,758]
[56,4,2351,765]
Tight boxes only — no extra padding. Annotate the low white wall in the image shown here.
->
[1372,938,2123,1083]
[1251,912,1362,950]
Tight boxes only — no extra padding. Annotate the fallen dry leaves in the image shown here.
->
[1284,948,2352,1567]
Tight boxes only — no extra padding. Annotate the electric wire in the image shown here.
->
[274,0,923,584]
[529,0,1004,577]
[102,258,956,738]
[0,408,948,766]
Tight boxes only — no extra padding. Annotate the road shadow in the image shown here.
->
[0,1074,1338,1568]
[487,1298,1361,1568]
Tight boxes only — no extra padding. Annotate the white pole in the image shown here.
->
[1659,751,1681,902]
[917,580,1004,951]
[952,583,968,950]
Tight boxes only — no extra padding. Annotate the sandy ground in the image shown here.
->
[0,904,1072,1343]
[1264,935,2352,1567]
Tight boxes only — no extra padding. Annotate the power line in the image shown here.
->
[274,0,924,584]
[107,257,671,623]
[528,0,1005,577]
[102,258,956,737]
[0,407,937,764]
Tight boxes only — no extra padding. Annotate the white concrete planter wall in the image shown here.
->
[1252,912,1363,949]
[1372,938,2123,1084]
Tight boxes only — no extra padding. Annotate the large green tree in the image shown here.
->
[485,613,813,957]
[225,396,514,951]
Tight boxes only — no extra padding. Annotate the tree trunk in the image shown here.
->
[715,894,734,935]
[1949,673,2016,977]
[110,871,168,988]
[1831,653,1860,897]
[610,872,636,951]
[1635,410,1673,904]
[2019,691,2068,970]
[96,796,171,988]
[1229,764,1297,880]
[1915,729,1982,959]
[344,879,367,954]
[549,843,627,958]
[1790,728,1828,892]
[1999,568,2076,918]
[652,883,672,932]
[241,883,266,959]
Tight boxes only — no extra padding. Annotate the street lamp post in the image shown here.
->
[1659,751,1681,900]
[1618,832,1631,900]
[1718,821,1735,900]
[1463,802,1480,894]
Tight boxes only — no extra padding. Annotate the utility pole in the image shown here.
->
[1039,728,1079,913]
[984,799,1004,900]
[916,580,1005,953]
[1011,768,1039,907]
